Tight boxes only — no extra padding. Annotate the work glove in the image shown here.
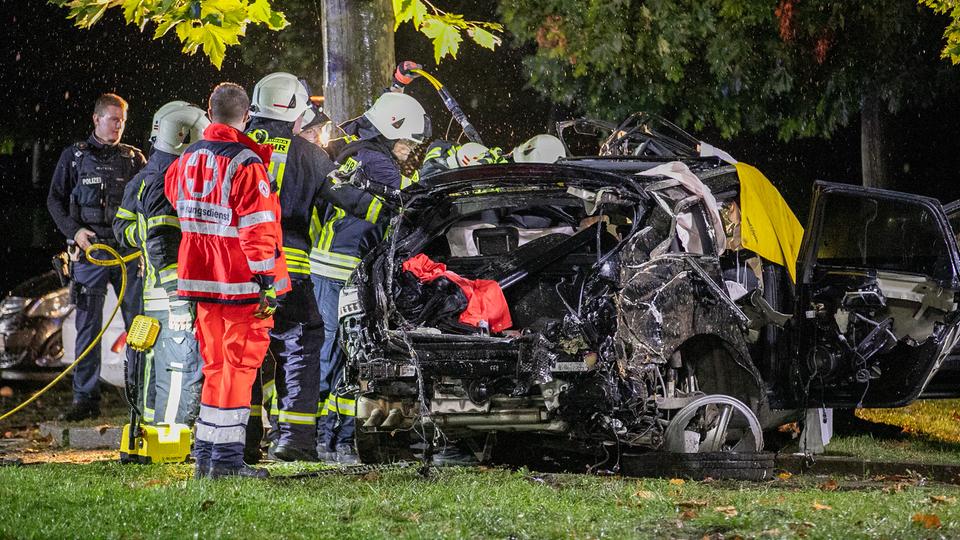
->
[392,60,423,89]
[168,300,194,332]
[73,227,96,250]
[253,275,278,319]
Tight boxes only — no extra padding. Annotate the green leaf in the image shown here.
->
[468,26,500,50]
[421,17,462,63]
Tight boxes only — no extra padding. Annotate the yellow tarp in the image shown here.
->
[735,162,804,282]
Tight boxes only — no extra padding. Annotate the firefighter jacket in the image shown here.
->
[246,117,341,279]
[164,123,291,304]
[310,131,417,282]
[112,149,180,312]
[47,134,145,247]
[418,140,506,178]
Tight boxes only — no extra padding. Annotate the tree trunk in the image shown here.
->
[321,0,395,124]
[860,91,891,189]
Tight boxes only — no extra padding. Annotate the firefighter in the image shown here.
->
[47,93,146,421]
[112,101,208,426]
[311,90,431,463]
[244,72,340,461]
[164,83,290,479]
[509,133,567,164]
[418,141,506,178]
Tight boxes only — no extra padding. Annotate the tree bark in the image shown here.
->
[860,91,891,189]
[321,0,395,124]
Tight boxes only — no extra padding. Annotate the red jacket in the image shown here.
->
[164,123,291,304]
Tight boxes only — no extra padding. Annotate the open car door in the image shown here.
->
[791,182,960,408]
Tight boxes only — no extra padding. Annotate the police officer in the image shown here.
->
[47,93,145,421]
[248,73,392,462]
[311,90,431,463]
[113,101,208,426]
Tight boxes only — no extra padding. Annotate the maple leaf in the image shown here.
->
[811,501,832,511]
[819,479,839,491]
[714,505,738,517]
[668,478,686,486]
[421,18,463,63]
[912,513,942,529]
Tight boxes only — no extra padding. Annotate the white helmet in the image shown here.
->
[511,134,567,163]
[251,72,310,122]
[446,142,490,168]
[150,101,209,156]
[363,92,431,143]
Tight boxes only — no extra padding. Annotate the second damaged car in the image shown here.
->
[338,148,960,477]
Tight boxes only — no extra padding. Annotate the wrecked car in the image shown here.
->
[337,120,960,473]
[0,271,72,381]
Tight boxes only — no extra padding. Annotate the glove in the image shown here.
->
[254,281,278,320]
[168,300,194,332]
[392,60,423,88]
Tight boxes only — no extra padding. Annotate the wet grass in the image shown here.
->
[1,462,959,539]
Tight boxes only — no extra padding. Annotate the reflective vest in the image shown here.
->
[164,123,291,304]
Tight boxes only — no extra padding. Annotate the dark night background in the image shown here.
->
[1,0,959,295]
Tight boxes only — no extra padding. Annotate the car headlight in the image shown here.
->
[26,291,72,319]
[0,296,28,317]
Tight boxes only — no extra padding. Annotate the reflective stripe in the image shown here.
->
[247,256,275,272]
[277,411,317,425]
[162,369,183,425]
[365,197,383,224]
[143,407,155,423]
[180,220,238,237]
[181,279,259,296]
[123,223,137,246]
[195,424,246,445]
[177,200,233,225]
[116,207,136,219]
[328,396,357,416]
[158,265,178,284]
[147,215,180,229]
[423,146,442,161]
[400,171,420,189]
[250,404,263,417]
[221,149,259,206]
[199,404,251,426]
[237,210,275,229]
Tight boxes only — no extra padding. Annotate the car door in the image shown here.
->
[789,181,960,408]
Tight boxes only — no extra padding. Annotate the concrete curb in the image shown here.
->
[39,422,121,450]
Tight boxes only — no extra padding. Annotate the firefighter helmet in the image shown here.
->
[250,72,311,123]
[511,134,567,163]
[363,92,431,143]
[150,101,209,156]
[446,142,490,168]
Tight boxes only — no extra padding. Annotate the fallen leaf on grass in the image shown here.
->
[668,478,685,486]
[634,490,655,500]
[714,505,738,517]
[2,432,11,439]
[912,513,942,529]
[818,479,839,491]
[407,512,421,523]
[788,522,815,538]
[930,495,957,505]
[200,500,215,512]
[0,386,14,398]
[811,501,832,511]
[678,500,707,509]
[679,509,698,520]
[761,529,782,537]
[361,471,380,482]
[777,471,792,480]
[882,482,910,494]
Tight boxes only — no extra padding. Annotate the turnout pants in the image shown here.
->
[269,278,324,451]
[144,309,203,426]
[71,258,142,403]
[312,275,356,451]
[193,303,272,468]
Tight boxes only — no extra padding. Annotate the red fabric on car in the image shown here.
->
[402,253,512,333]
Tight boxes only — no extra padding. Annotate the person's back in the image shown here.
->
[165,82,288,480]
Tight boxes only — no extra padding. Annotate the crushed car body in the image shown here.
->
[335,117,960,465]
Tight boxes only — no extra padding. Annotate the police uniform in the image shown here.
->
[47,135,145,408]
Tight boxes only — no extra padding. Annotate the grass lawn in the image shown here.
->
[1,461,959,539]
[0,395,959,538]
